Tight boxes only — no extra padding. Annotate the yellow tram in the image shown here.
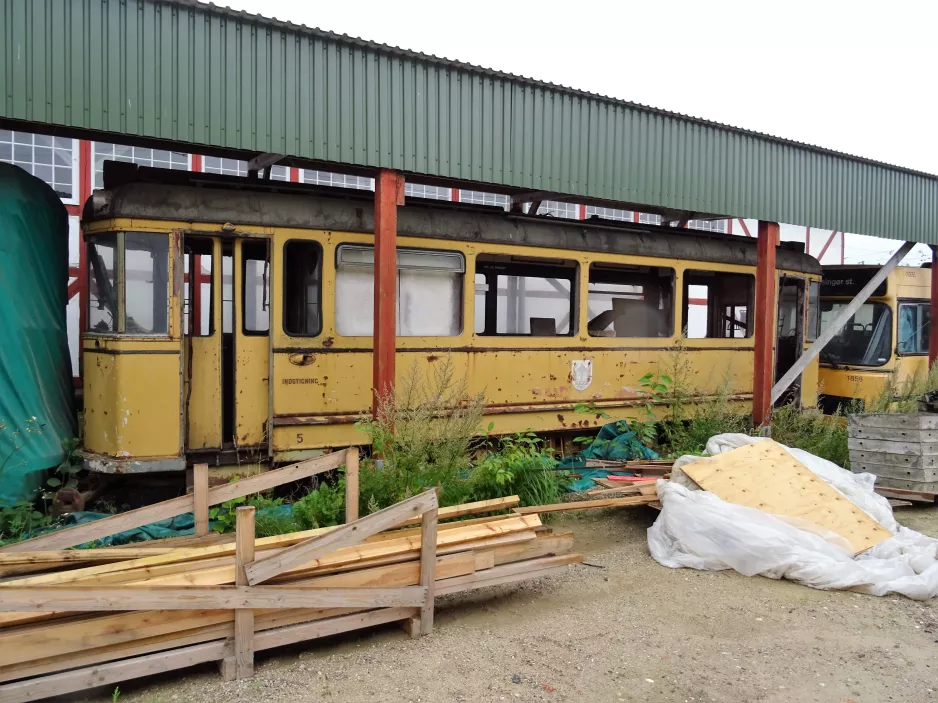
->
[80,165,821,473]
[818,265,931,412]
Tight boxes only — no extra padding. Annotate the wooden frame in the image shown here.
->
[2,448,357,552]
[0,487,440,694]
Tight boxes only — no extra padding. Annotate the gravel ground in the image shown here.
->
[73,505,938,703]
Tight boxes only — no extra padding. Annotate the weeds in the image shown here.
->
[767,403,850,467]
[470,431,569,507]
[865,363,938,414]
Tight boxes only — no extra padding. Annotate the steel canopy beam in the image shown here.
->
[930,246,938,369]
[770,241,916,405]
[373,170,405,419]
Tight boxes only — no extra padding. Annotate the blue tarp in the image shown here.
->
[559,420,660,491]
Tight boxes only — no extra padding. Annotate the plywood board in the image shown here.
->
[681,440,890,554]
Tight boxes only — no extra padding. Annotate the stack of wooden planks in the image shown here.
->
[0,492,581,702]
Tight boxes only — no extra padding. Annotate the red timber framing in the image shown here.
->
[373,170,405,418]
[931,246,938,369]
[752,221,779,426]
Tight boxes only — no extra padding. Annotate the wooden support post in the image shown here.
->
[373,169,403,420]
[345,447,359,523]
[752,221,778,427]
[233,506,255,679]
[193,463,209,536]
[418,497,438,636]
[930,246,938,370]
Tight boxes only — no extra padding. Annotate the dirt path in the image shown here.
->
[78,506,938,703]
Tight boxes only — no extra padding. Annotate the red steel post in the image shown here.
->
[930,247,938,369]
[77,140,92,378]
[373,170,403,419]
[752,221,778,427]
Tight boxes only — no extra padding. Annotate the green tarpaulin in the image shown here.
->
[0,163,76,507]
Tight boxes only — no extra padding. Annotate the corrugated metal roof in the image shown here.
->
[2,0,936,242]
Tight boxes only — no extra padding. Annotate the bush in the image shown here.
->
[355,357,483,509]
[768,403,849,467]
[470,431,569,507]
[864,363,938,414]
[292,478,345,530]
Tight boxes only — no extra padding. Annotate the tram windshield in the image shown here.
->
[819,301,892,367]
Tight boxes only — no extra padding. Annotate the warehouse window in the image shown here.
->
[0,130,76,200]
[283,241,323,337]
[585,206,633,222]
[335,245,464,336]
[204,157,247,177]
[688,219,728,233]
[587,264,674,338]
[242,241,270,334]
[303,170,374,190]
[531,201,579,219]
[124,233,169,335]
[475,255,577,336]
[683,271,754,339]
[459,190,510,210]
[267,165,289,181]
[94,143,188,188]
[639,213,662,225]
[405,183,452,200]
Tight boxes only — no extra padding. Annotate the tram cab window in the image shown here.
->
[682,271,754,339]
[474,255,577,336]
[242,241,270,334]
[86,231,168,335]
[283,241,323,337]
[897,302,930,355]
[820,301,892,366]
[807,280,821,342]
[335,245,464,336]
[587,264,674,338]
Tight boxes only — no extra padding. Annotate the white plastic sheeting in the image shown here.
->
[648,433,938,600]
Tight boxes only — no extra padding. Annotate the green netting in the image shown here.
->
[0,163,76,507]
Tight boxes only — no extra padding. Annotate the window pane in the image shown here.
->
[0,130,73,199]
[334,246,464,336]
[242,244,270,334]
[283,241,323,336]
[474,273,488,333]
[897,303,929,355]
[476,256,576,336]
[806,281,820,342]
[400,270,462,335]
[184,242,214,337]
[587,264,674,337]
[87,234,118,332]
[683,271,753,339]
[819,302,892,366]
[124,232,169,335]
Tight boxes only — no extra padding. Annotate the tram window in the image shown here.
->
[87,233,118,333]
[124,232,169,335]
[806,280,820,342]
[682,271,754,339]
[897,302,930,355]
[242,241,270,335]
[334,245,464,336]
[283,241,323,337]
[587,264,674,338]
[184,238,214,337]
[475,255,577,336]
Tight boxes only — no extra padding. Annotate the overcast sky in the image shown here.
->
[224,0,937,264]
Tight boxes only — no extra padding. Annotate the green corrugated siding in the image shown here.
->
[2,0,937,242]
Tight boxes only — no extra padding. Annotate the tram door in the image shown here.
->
[184,235,271,454]
[774,276,806,406]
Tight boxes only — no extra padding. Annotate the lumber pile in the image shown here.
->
[0,490,581,702]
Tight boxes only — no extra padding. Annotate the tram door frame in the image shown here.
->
[774,275,806,406]
[183,233,272,459]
